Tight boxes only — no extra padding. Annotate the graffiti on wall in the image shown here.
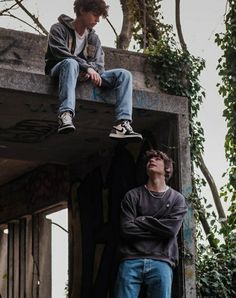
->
[0,36,26,65]
[0,120,57,143]
[26,165,69,208]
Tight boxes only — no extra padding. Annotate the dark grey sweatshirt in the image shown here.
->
[119,185,188,267]
[45,14,105,75]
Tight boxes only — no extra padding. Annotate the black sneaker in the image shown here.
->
[58,111,75,134]
[109,121,143,140]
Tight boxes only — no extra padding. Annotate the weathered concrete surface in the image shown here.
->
[0,28,196,298]
[0,27,188,169]
[0,27,187,113]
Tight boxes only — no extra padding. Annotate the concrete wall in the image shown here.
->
[0,27,196,298]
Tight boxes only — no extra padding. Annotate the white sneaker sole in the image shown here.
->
[58,125,75,134]
[109,132,143,140]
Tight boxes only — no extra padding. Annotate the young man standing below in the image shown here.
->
[115,149,188,298]
[45,0,142,140]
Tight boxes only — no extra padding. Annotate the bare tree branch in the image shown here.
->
[199,212,218,250]
[0,0,20,16]
[14,0,48,35]
[1,12,43,34]
[175,0,187,51]
[0,0,48,35]
[198,154,226,219]
[51,222,68,233]
[143,0,147,49]
[175,0,226,246]
[106,17,118,39]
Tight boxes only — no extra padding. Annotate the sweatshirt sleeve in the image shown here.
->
[135,195,187,239]
[86,37,105,74]
[120,192,156,240]
[48,24,92,71]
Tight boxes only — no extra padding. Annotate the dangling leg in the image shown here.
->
[101,69,143,140]
[50,58,80,134]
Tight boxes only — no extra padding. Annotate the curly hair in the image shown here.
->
[145,149,174,182]
[74,0,109,18]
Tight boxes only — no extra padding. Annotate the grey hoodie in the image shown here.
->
[45,14,105,75]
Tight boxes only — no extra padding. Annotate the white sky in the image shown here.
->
[0,0,229,297]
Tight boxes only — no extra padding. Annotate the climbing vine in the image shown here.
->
[144,30,206,161]
[196,2,236,294]
[215,0,236,228]
[127,0,235,296]
[131,1,206,206]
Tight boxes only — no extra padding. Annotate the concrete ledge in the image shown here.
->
[0,27,153,74]
[0,26,188,115]
[0,27,188,165]
[0,68,187,115]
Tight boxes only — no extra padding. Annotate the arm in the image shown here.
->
[120,193,156,240]
[86,39,105,74]
[135,196,187,239]
[84,37,105,85]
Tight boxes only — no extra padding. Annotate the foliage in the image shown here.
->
[132,0,163,48]
[133,3,206,202]
[215,0,236,229]
[196,231,236,297]
[144,28,206,160]
[130,1,235,296]
[195,0,236,295]
[65,281,68,297]
[132,7,206,163]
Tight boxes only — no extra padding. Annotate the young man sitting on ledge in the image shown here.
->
[45,0,143,140]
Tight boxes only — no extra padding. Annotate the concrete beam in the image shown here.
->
[0,27,188,165]
[0,27,187,115]
[0,68,187,115]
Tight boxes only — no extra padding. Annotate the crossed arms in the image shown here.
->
[120,192,188,241]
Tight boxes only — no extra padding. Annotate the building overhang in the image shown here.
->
[0,27,188,184]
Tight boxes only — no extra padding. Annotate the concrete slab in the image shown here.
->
[0,27,188,181]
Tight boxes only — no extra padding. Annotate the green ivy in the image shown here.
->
[130,1,235,296]
[125,0,236,295]
[144,30,206,160]
[196,232,236,297]
[215,0,236,229]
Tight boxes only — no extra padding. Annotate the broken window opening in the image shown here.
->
[47,209,68,298]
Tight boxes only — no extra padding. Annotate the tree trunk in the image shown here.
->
[175,0,187,51]
[117,0,135,49]
[198,153,226,219]
[136,0,161,42]
[175,0,225,219]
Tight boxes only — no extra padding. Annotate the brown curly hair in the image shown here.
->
[74,0,109,18]
[145,149,174,182]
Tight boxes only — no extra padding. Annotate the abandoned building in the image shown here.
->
[0,27,195,297]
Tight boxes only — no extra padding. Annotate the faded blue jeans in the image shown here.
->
[115,259,173,298]
[50,58,133,121]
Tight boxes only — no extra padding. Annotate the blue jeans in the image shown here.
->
[115,259,173,298]
[50,58,133,121]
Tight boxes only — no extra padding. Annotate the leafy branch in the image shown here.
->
[215,0,236,229]
[117,0,234,295]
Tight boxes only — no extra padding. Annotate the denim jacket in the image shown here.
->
[45,14,105,75]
